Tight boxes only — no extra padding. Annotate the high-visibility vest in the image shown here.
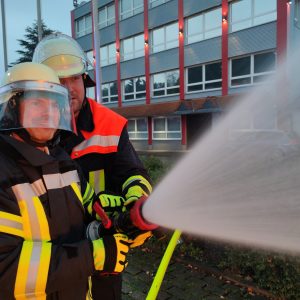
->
[70,98,127,159]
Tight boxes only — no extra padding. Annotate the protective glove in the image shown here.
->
[89,191,126,221]
[92,233,130,273]
[128,231,153,248]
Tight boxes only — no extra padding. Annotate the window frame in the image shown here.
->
[75,14,92,38]
[100,43,116,67]
[101,81,118,103]
[119,0,144,20]
[121,34,145,61]
[151,22,179,53]
[123,76,147,101]
[149,0,171,9]
[229,51,276,88]
[186,61,222,93]
[229,0,277,33]
[152,70,180,98]
[98,4,115,29]
[128,118,148,140]
[185,7,222,45]
[152,116,182,140]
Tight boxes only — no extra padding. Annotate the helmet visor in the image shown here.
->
[0,80,75,133]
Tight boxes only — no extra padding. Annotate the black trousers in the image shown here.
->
[91,273,122,300]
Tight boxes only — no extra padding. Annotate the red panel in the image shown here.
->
[181,115,187,146]
[90,1,97,99]
[277,0,288,64]
[178,0,185,100]
[148,116,152,145]
[115,0,122,107]
[144,0,151,105]
[221,0,228,96]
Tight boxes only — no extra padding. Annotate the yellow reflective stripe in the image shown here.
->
[17,200,32,240]
[122,175,153,194]
[71,182,83,204]
[89,170,105,195]
[14,241,51,299]
[32,196,50,241]
[74,135,120,152]
[0,211,24,238]
[35,242,51,298]
[82,183,94,206]
[12,183,51,241]
[43,170,80,190]
[14,241,33,299]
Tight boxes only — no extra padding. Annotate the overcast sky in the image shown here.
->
[0,0,78,77]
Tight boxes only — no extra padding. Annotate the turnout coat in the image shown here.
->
[0,134,95,299]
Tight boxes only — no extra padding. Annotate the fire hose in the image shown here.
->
[88,196,181,300]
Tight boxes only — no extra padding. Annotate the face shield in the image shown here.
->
[0,80,75,133]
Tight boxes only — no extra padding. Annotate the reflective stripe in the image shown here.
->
[71,182,83,204]
[0,211,24,238]
[82,182,94,206]
[89,170,105,195]
[73,135,120,152]
[122,175,153,194]
[43,170,80,190]
[14,241,51,300]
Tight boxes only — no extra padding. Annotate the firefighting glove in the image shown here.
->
[92,233,131,273]
[90,192,126,221]
[129,231,153,248]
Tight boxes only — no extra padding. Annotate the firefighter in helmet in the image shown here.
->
[0,62,130,299]
[33,33,153,300]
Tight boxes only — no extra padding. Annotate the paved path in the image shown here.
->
[122,247,276,300]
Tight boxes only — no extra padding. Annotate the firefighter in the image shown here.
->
[33,33,153,300]
[0,62,130,299]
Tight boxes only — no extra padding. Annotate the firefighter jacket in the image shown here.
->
[60,98,152,206]
[0,134,95,299]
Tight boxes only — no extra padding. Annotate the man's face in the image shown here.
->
[59,75,85,119]
[19,97,60,143]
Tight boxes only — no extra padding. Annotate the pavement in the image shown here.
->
[122,245,277,300]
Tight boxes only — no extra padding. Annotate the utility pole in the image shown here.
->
[91,0,102,103]
[37,0,42,41]
[1,0,8,71]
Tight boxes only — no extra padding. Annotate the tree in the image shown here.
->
[12,20,57,65]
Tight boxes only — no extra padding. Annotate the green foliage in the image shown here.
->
[140,155,169,185]
[12,20,56,65]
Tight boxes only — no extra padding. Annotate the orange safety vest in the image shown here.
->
[70,98,127,159]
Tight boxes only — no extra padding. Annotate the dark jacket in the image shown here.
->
[0,134,94,299]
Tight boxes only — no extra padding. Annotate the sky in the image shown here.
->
[0,0,80,77]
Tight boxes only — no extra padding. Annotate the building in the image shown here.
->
[71,0,299,154]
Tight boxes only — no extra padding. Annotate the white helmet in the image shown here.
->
[33,33,95,86]
[0,62,75,133]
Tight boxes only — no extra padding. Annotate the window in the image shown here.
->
[86,87,95,99]
[149,0,171,9]
[100,43,116,66]
[101,82,118,103]
[121,34,144,61]
[186,7,222,44]
[230,52,276,87]
[128,118,148,139]
[152,117,181,140]
[120,0,143,20]
[99,4,115,29]
[152,22,178,53]
[230,0,277,32]
[152,70,180,97]
[123,76,146,101]
[75,14,92,38]
[295,0,300,29]
[187,62,222,93]
[86,51,94,70]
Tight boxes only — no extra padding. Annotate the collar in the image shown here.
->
[0,134,69,167]
[76,98,94,132]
